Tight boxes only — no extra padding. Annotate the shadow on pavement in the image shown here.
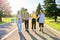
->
[0,23,12,28]
[26,30,37,40]
[18,32,26,40]
[43,32,60,40]
[0,30,8,39]
[33,30,47,40]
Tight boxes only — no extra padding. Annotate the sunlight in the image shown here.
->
[8,0,21,14]
[7,0,44,14]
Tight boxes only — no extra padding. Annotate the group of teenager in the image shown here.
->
[16,9,45,40]
[16,9,45,33]
[31,10,45,33]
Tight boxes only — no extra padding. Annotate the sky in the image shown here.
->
[7,0,44,14]
[8,0,60,14]
[56,0,60,4]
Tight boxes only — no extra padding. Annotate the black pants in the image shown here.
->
[39,23,44,27]
[39,23,44,31]
[25,20,29,30]
[32,18,36,29]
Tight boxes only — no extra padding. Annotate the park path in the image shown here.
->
[1,19,60,40]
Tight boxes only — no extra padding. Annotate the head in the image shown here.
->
[40,10,44,14]
[25,9,27,12]
[33,11,35,13]
[17,11,20,14]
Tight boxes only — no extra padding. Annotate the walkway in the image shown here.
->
[0,20,60,40]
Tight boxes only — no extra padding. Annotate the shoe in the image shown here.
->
[42,31,44,33]
[39,29,41,31]
[27,30,29,33]
[34,29,36,31]
[32,29,34,31]
[25,29,28,31]
[42,29,44,33]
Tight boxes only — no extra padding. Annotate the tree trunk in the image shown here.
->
[0,17,2,22]
[55,15,57,22]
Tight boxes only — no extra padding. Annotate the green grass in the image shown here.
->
[45,17,60,31]
[0,22,6,24]
[0,17,15,25]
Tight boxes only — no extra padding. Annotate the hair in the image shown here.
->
[25,9,27,11]
[40,10,44,13]
[33,11,35,13]
[17,11,20,14]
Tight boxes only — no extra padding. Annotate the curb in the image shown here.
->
[45,24,60,39]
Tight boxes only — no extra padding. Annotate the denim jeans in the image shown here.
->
[17,19,22,32]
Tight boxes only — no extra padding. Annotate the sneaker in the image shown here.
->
[42,29,44,33]
[39,29,41,31]
[34,29,36,31]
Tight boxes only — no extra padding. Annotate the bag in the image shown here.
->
[37,18,39,22]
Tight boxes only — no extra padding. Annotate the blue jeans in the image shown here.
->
[17,19,22,32]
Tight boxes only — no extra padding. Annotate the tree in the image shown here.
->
[0,0,11,17]
[56,4,60,16]
[4,3,11,17]
[57,8,60,16]
[36,3,42,16]
[0,10,3,22]
[44,0,58,22]
[0,0,11,22]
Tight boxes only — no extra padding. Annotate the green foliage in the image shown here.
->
[44,0,57,17]
[0,17,12,24]
[44,0,59,22]
[45,17,60,31]
[0,10,3,17]
[36,3,42,16]
[56,8,60,16]
[0,10,3,22]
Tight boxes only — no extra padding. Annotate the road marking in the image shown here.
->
[0,28,9,30]
[1,28,17,40]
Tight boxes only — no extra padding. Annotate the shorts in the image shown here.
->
[39,23,44,27]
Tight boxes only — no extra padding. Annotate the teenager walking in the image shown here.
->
[16,11,26,40]
[24,9,29,31]
[38,10,45,33]
[32,11,36,31]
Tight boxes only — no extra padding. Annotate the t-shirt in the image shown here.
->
[17,13,21,19]
[39,13,45,23]
[17,13,22,24]
[32,13,36,18]
[24,12,29,20]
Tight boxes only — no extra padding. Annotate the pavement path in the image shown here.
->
[0,20,60,40]
[0,23,16,39]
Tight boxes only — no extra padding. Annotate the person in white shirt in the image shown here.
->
[16,11,26,40]
[16,11,22,32]
[24,9,29,31]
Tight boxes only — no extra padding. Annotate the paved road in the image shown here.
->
[0,23,12,28]
[1,20,60,40]
[0,23,16,39]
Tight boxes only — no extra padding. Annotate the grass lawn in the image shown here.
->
[0,17,16,25]
[45,17,60,31]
